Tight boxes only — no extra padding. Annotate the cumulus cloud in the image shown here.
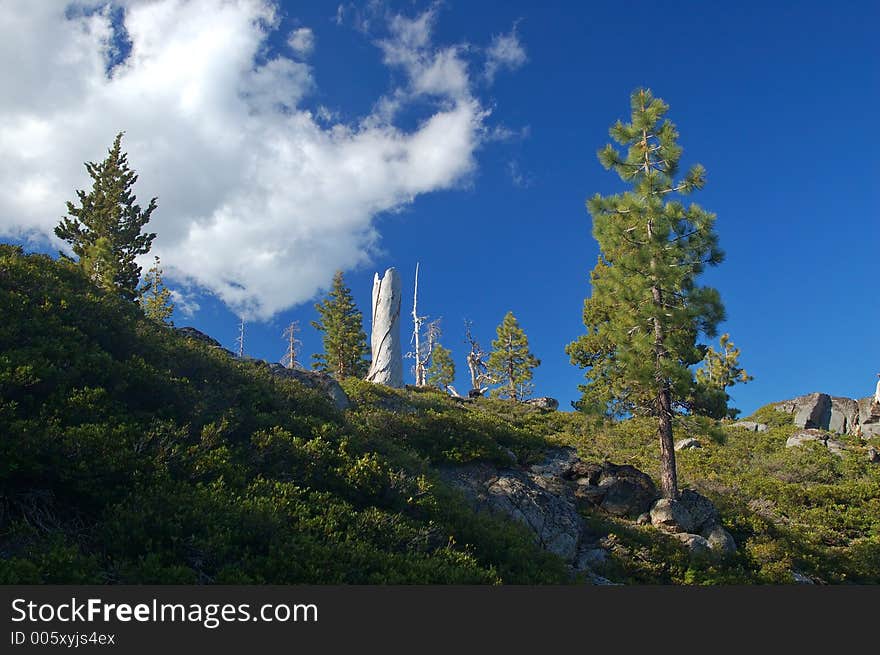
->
[485,25,527,81]
[0,0,506,319]
[169,289,201,318]
[287,27,314,57]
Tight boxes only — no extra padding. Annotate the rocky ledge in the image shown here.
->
[773,392,880,439]
[440,447,735,583]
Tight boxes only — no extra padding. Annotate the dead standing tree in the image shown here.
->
[281,321,303,369]
[408,263,440,386]
[235,316,245,358]
[464,319,492,396]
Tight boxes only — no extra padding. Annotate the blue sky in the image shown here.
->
[2,0,878,415]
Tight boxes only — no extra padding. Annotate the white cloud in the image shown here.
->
[377,9,470,101]
[169,289,201,318]
[287,27,314,57]
[485,25,527,81]
[507,160,533,189]
[0,1,504,320]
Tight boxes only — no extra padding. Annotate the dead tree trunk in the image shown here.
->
[366,268,403,387]
[281,321,302,369]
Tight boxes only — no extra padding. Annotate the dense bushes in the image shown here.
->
[3,244,879,585]
[0,246,567,584]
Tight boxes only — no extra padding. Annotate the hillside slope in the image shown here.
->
[2,245,879,584]
[0,245,567,584]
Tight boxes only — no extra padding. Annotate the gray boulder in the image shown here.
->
[867,447,880,464]
[792,393,832,429]
[732,421,768,432]
[791,571,815,584]
[786,429,846,457]
[825,439,847,457]
[565,461,658,519]
[486,474,582,560]
[440,451,585,563]
[674,437,702,451]
[774,392,832,429]
[705,525,737,556]
[829,397,860,435]
[858,397,880,439]
[673,533,711,558]
[678,489,719,533]
[650,498,695,534]
[267,364,351,411]
[524,397,559,411]
[785,429,827,448]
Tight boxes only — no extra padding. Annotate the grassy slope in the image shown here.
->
[0,245,566,584]
[2,245,878,584]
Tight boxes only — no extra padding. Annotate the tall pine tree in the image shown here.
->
[140,256,174,325]
[311,271,370,379]
[487,311,540,401]
[55,132,157,300]
[566,89,725,499]
[692,333,752,419]
[427,344,456,393]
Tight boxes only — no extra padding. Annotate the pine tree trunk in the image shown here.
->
[651,282,679,499]
[657,384,678,499]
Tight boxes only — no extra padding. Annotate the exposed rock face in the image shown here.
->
[789,393,832,430]
[774,392,878,437]
[366,268,403,388]
[785,429,845,457]
[785,429,825,448]
[174,326,223,349]
[678,489,719,533]
[649,491,735,558]
[674,533,711,557]
[705,525,737,556]
[674,438,702,451]
[650,499,695,534]
[443,448,736,574]
[829,397,859,435]
[440,449,584,563]
[566,462,658,518]
[791,571,815,584]
[524,397,559,411]
[732,421,768,432]
[267,364,350,411]
[858,398,880,439]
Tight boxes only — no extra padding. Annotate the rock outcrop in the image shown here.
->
[267,364,350,411]
[524,397,560,411]
[441,448,735,579]
[774,392,878,438]
[857,398,880,438]
[785,429,845,457]
[175,326,224,350]
[648,490,735,557]
[366,268,403,388]
[732,421,768,432]
[674,438,702,451]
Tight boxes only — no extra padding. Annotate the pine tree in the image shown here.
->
[487,311,540,401]
[427,344,456,393]
[311,271,369,378]
[140,256,174,324]
[566,88,725,499]
[693,333,752,419]
[55,132,157,300]
[79,237,119,294]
